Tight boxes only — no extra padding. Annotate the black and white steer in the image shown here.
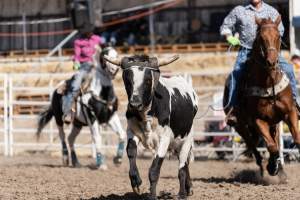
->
[104,55,198,199]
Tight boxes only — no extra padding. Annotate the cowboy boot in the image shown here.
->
[225,107,237,127]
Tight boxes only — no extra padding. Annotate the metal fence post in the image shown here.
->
[3,74,9,156]
[8,76,14,156]
[49,79,54,144]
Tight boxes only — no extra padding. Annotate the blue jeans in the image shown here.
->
[62,62,93,115]
[228,48,298,107]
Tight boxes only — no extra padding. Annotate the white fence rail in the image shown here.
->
[0,72,296,163]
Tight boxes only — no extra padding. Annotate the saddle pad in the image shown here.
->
[245,73,290,97]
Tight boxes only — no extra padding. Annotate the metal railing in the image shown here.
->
[0,72,296,164]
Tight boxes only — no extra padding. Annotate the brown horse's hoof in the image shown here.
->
[267,160,281,176]
[259,165,264,177]
[278,168,288,184]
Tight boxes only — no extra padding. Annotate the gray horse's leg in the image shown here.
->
[109,113,126,165]
[90,122,107,170]
[57,125,69,166]
[68,125,82,167]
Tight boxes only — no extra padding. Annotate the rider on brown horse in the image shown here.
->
[222,2,300,177]
[220,0,300,126]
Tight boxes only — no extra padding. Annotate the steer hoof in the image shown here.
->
[129,174,142,192]
[187,188,193,196]
[175,194,187,200]
[132,186,141,195]
[147,195,157,200]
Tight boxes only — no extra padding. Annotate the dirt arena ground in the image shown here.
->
[0,155,300,200]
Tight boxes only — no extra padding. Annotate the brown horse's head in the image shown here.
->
[255,16,281,67]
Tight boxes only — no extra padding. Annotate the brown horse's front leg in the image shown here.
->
[256,119,281,176]
[235,124,264,176]
[256,119,277,153]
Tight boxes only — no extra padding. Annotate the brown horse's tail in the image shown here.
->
[36,106,53,140]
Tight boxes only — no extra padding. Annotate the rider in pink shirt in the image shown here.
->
[63,24,102,123]
[73,34,102,64]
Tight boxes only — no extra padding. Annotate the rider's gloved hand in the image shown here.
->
[227,36,240,46]
[73,62,80,70]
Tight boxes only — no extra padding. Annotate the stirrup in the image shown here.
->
[225,107,237,127]
[63,110,74,124]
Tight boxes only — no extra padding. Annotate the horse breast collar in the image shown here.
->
[245,72,289,97]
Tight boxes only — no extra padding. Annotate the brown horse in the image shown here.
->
[224,16,300,178]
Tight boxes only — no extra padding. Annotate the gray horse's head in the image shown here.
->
[99,47,119,79]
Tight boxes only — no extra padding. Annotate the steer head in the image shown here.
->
[104,54,179,111]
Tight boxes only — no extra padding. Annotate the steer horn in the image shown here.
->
[103,55,122,66]
[158,55,179,67]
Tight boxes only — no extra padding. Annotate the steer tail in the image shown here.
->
[36,106,54,140]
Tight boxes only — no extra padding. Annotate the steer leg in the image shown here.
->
[57,125,69,166]
[127,136,142,194]
[178,134,193,199]
[185,163,193,196]
[68,125,82,168]
[149,128,171,199]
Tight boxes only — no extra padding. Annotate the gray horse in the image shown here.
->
[36,47,126,169]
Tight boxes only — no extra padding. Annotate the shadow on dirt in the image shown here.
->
[40,163,99,170]
[40,164,66,168]
[196,169,272,185]
[84,191,176,200]
[162,169,270,186]
[83,192,150,200]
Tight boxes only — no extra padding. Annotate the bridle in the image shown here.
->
[256,23,281,70]
[255,23,282,103]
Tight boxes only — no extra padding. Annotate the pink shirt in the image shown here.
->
[73,35,102,63]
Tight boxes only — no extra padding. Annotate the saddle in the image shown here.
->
[56,73,93,96]
[56,72,95,117]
